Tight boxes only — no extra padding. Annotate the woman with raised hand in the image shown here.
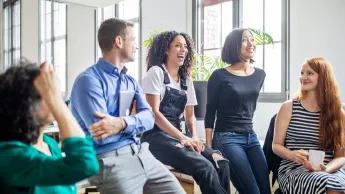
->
[0,59,98,194]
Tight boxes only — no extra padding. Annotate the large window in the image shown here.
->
[195,0,288,101]
[2,0,20,69]
[96,0,140,81]
[40,0,67,92]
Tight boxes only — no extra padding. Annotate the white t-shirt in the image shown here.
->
[142,64,198,108]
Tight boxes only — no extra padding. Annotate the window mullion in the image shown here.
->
[10,2,14,64]
[234,0,242,28]
[200,2,205,56]
[262,0,266,92]
[115,4,119,18]
[51,0,54,65]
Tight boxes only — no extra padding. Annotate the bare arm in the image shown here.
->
[325,148,345,173]
[205,128,213,147]
[34,63,85,139]
[185,105,198,138]
[273,100,308,164]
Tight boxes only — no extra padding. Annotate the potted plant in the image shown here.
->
[143,28,274,119]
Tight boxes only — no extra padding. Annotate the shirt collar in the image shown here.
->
[96,58,128,74]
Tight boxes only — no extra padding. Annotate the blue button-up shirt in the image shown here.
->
[70,58,155,154]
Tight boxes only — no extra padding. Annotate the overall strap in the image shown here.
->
[157,65,170,84]
[178,68,187,91]
[158,65,188,90]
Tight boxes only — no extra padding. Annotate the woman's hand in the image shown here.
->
[178,135,198,152]
[302,161,327,172]
[34,62,62,103]
[289,149,309,164]
[212,153,224,161]
[192,137,205,152]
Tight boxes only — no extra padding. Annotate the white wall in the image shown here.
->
[141,0,192,78]
[0,4,3,72]
[21,0,40,63]
[66,4,96,95]
[289,0,345,100]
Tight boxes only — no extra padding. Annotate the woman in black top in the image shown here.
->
[205,28,271,194]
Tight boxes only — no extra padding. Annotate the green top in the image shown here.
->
[0,135,99,194]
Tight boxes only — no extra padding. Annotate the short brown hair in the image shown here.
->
[97,18,134,53]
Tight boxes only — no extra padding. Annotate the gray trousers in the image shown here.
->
[89,142,185,194]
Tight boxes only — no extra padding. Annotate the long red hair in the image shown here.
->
[296,57,345,150]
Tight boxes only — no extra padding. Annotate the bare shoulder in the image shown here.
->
[281,100,293,110]
[278,100,293,118]
[341,108,345,119]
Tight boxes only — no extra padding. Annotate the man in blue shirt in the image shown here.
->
[70,18,184,194]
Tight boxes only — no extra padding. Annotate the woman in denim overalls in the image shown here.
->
[141,31,230,194]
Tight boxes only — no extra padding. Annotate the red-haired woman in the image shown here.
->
[273,57,345,194]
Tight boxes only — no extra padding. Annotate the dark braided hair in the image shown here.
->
[146,31,195,78]
[0,59,42,144]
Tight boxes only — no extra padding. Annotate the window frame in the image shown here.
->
[39,0,67,93]
[193,0,289,102]
[95,0,142,82]
[2,0,21,70]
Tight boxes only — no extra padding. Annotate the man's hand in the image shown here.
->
[89,111,125,139]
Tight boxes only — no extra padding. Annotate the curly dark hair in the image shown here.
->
[0,59,41,144]
[146,31,195,78]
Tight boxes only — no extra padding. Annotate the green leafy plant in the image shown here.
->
[143,28,274,81]
[248,28,275,45]
[143,29,165,48]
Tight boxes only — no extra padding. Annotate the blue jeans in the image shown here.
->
[213,132,271,194]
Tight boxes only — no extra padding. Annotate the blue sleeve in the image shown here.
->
[122,80,155,135]
[70,74,108,143]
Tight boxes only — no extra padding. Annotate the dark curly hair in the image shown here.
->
[146,31,195,78]
[0,59,41,144]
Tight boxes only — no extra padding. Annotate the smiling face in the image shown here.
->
[300,62,319,91]
[240,30,256,61]
[166,35,188,67]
